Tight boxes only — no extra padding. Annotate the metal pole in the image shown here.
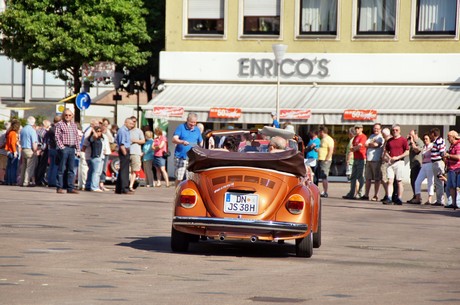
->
[114,88,118,126]
[137,87,140,128]
[276,62,281,125]
[272,44,287,126]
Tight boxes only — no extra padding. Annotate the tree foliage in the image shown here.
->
[120,0,165,101]
[138,1,165,95]
[0,0,152,122]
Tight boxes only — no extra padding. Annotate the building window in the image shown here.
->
[357,0,396,35]
[0,55,13,84]
[187,0,224,35]
[0,0,6,13]
[299,0,337,35]
[243,0,280,35]
[415,0,457,35]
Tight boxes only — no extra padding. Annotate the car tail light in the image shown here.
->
[179,189,197,208]
[286,194,305,214]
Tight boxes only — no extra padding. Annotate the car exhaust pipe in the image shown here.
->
[250,236,258,243]
[219,233,225,241]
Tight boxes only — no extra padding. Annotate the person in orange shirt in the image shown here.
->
[5,119,21,185]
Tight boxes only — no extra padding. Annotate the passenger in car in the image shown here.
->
[222,136,239,152]
[268,136,287,153]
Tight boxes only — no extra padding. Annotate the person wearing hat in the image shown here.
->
[271,112,280,128]
[443,130,460,209]
[382,124,409,205]
[343,124,367,200]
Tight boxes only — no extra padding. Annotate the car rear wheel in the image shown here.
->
[171,226,192,252]
[295,232,313,258]
[313,205,321,248]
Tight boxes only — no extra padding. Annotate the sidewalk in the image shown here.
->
[321,180,428,203]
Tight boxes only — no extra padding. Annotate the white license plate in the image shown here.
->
[224,193,259,215]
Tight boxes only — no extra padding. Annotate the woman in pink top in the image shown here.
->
[153,127,170,187]
[411,134,434,204]
[444,130,460,209]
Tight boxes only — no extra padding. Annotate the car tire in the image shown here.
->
[295,232,313,258]
[313,204,321,248]
[171,226,191,252]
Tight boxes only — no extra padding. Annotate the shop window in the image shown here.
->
[243,0,280,35]
[415,0,457,35]
[0,55,13,84]
[187,0,225,35]
[356,0,396,35]
[299,0,338,36]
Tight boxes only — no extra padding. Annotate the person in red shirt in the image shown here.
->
[343,124,367,200]
[383,124,409,205]
[444,130,460,209]
[5,120,21,185]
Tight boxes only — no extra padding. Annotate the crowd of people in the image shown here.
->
[0,109,170,195]
[1,110,459,208]
[304,123,460,209]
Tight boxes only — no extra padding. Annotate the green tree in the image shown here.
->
[119,0,165,101]
[0,0,151,122]
[135,0,165,100]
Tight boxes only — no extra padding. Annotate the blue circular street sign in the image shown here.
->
[76,92,91,111]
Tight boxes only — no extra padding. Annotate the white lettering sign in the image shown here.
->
[238,58,329,78]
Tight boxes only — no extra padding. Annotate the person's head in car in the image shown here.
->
[268,136,287,153]
[222,136,239,152]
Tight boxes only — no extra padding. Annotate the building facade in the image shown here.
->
[146,0,460,178]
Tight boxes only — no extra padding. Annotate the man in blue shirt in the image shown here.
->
[115,117,135,194]
[271,112,280,128]
[19,116,38,187]
[305,130,321,185]
[172,113,203,186]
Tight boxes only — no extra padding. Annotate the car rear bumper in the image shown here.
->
[173,216,308,233]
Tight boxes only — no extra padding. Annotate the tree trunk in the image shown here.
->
[72,66,82,123]
[145,76,153,101]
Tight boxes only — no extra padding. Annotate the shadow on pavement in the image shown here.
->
[118,236,300,258]
[326,202,460,217]
[399,208,460,218]
[117,236,171,252]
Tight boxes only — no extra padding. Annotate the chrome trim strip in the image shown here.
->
[173,216,307,233]
[195,166,297,177]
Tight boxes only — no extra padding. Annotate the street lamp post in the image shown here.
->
[272,44,288,125]
[113,71,124,126]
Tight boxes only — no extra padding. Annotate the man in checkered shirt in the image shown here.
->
[55,109,80,194]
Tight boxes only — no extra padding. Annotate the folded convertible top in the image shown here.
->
[187,146,307,177]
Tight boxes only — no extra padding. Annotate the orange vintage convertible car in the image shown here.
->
[171,131,321,258]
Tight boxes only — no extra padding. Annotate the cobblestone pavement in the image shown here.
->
[0,182,459,305]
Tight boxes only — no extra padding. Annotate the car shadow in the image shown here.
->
[118,236,171,252]
[118,236,299,258]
